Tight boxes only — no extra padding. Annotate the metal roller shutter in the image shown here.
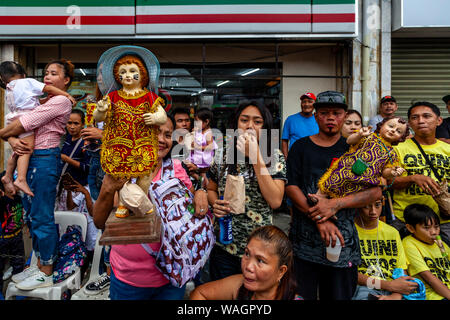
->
[391,39,450,119]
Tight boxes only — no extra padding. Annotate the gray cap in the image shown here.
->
[313,91,348,111]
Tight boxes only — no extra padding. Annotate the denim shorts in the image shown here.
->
[22,148,61,265]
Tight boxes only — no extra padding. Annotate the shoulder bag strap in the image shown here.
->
[411,137,442,182]
[55,138,84,198]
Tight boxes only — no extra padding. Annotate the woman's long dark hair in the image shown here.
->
[237,225,297,300]
[226,101,274,176]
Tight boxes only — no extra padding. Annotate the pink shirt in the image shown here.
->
[19,95,72,150]
[110,159,193,288]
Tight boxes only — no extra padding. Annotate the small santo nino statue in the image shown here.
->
[94,46,167,218]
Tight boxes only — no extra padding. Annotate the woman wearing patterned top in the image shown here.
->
[206,102,287,281]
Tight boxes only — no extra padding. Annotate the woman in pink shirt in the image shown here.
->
[93,115,209,300]
[0,59,74,290]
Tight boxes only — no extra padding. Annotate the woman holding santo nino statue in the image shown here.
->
[93,46,167,218]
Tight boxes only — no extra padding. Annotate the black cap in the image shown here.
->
[442,94,450,104]
[313,91,348,111]
[380,95,396,104]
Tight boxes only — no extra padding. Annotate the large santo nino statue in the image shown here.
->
[94,45,167,218]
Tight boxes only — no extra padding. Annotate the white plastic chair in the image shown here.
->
[5,211,87,300]
[71,230,109,300]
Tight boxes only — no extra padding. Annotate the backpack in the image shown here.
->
[142,158,215,288]
[52,225,88,283]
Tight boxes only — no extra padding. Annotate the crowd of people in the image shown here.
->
[0,58,449,301]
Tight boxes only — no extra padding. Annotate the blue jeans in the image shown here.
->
[352,285,392,300]
[99,244,111,275]
[109,268,186,300]
[22,148,61,265]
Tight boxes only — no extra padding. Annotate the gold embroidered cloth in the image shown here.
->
[100,89,163,178]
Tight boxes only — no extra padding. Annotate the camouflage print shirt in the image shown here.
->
[208,148,287,258]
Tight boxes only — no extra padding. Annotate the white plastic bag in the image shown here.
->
[119,181,154,217]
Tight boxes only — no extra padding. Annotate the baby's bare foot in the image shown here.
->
[1,175,17,198]
[13,179,34,197]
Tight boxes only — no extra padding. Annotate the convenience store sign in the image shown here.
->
[0,0,355,36]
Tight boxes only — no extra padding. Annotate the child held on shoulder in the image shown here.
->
[0,61,75,197]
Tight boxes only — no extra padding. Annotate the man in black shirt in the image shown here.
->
[436,94,450,144]
[286,91,382,300]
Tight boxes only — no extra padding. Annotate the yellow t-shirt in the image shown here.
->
[356,220,408,280]
[402,235,450,300]
[393,139,450,223]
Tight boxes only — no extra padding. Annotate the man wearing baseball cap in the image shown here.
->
[281,92,319,159]
[368,95,398,132]
[286,91,382,300]
[436,94,450,143]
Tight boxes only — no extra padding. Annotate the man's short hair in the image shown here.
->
[407,101,441,119]
[170,107,191,118]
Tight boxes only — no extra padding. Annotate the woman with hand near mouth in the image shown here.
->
[206,102,287,282]
[190,225,300,300]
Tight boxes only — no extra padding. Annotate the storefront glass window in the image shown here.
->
[37,62,281,133]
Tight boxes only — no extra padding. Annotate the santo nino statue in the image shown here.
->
[94,46,167,218]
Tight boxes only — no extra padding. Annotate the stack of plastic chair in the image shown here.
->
[5,211,87,300]
[71,230,109,300]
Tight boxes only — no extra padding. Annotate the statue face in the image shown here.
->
[117,63,141,89]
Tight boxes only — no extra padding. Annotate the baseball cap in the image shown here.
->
[313,91,348,111]
[300,92,316,101]
[380,95,396,104]
[442,94,450,104]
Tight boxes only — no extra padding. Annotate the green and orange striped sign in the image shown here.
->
[136,0,355,34]
[0,0,135,35]
[0,0,355,37]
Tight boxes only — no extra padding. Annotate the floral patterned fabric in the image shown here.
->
[318,133,400,198]
[53,225,87,283]
[100,89,163,179]
[208,148,287,258]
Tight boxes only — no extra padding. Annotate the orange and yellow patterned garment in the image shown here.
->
[100,89,164,178]
[318,133,400,198]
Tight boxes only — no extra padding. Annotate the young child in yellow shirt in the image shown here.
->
[403,203,450,300]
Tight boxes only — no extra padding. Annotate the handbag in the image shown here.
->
[412,138,450,219]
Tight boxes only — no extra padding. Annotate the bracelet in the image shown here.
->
[384,177,396,190]
[196,188,207,193]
